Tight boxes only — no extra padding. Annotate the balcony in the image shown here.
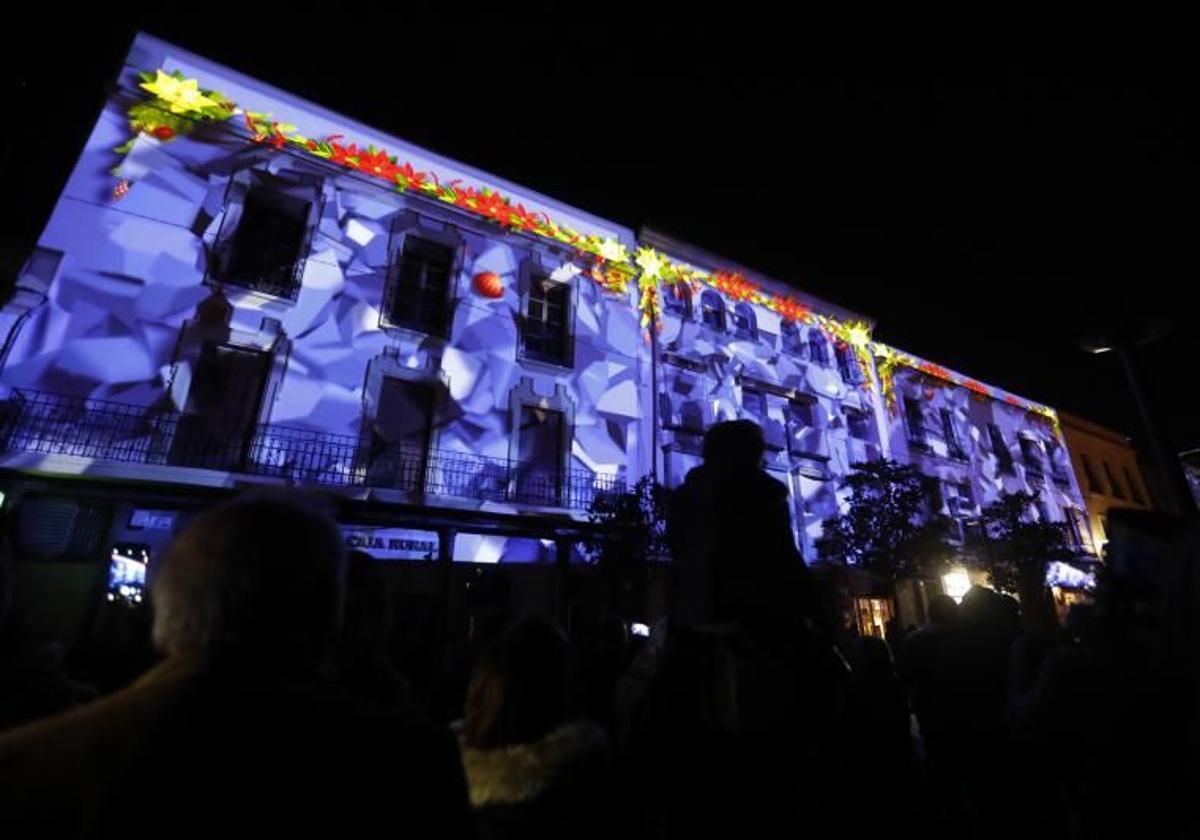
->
[0,390,621,511]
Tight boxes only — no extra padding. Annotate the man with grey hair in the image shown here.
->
[0,492,473,838]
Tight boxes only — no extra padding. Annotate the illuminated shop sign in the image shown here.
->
[343,526,438,561]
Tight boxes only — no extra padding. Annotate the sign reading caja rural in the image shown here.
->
[343,527,438,561]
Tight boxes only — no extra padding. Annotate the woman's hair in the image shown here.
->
[461,617,570,749]
[151,491,345,666]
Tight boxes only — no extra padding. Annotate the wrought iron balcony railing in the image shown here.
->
[0,390,622,511]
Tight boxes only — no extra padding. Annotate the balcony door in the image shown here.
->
[367,377,434,491]
[173,343,270,471]
[516,407,564,505]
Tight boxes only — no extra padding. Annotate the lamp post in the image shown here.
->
[1081,327,1196,517]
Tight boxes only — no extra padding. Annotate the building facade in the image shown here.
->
[1058,410,1157,552]
[0,35,1094,637]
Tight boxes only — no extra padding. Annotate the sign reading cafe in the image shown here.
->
[343,527,438,561]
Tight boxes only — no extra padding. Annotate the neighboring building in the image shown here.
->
[1059,410,1156,552]
[0,35,1094,640]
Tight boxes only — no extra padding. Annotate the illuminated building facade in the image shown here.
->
[0,35,1094,633]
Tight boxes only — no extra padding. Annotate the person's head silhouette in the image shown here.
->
[702,419,765,472]
[151,491,345,672]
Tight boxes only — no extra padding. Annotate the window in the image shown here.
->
[1123,466,1146,505]
[218,187,312,299]
[905,398,927,447]
[516,407,564,505]
[521,276,572,366]
[1046,441,1071,483]
[787,398,824,457]
[1103,460,1126,499]
[732,303,757,340]
[941,408,966,460]
[366,377,434,490]
[383,235,454,335]
[1019,436,1044,477]
[1080,452,1103,493]
[846,409,872,441]
[679,401,705,432]
[835,345,859,383]
[172,343,271,471]
[742,387,767,425]
[780,320,802,355]
[700,290,726,331]
[988,423,1015,474]
[1036,498,1054,523]
[957,481,975,515]
[925,481,945,518]
[944,481,975,517]
[1066,508,1089,550]
[808,331,829,365]
[663,282,692,319]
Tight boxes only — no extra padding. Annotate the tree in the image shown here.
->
[816,458,949,581]
[966,490,1074,598]
[582,476,669,613]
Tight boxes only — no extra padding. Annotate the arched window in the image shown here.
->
[780,320,802,355]
[663,281,692,319]
[808,330,829,365]
[732,302,757,340]
[835,344,859,382]
[699,290,726,332]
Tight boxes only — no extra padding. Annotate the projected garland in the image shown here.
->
[873,344,1060,432]
[117,68,871,379]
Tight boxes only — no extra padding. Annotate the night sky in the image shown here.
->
[3,13,1195,449]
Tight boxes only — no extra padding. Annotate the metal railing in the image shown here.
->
[0,390,622,511]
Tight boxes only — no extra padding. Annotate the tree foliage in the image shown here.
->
[966,490,1074,594]
[816,459,948,580]
[582,476,669,582]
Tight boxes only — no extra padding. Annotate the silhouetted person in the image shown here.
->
[953,585,1022,840]
[664,421,849,835]
[667,419,808,644]
[1011,511,1191,839]
[845,636,917,834]
[0,492,473,838]
[900,594,960,762]
[457,617,611,840]
[336,549,410,707]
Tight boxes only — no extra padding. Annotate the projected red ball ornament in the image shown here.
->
[473,271,503,299]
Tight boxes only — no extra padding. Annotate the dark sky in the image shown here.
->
[3,13,1195,449]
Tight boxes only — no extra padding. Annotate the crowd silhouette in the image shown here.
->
[0,420,1196,838]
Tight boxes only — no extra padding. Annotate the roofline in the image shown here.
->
[638,227,875,328]
[128,32,637,246]
[878,341,1058,417]
[1056,409,1137,445]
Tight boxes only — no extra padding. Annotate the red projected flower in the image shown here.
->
[773,297,810,323]
[712,270,757,301]
[917,361,952,381]
[357,148,398,180]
